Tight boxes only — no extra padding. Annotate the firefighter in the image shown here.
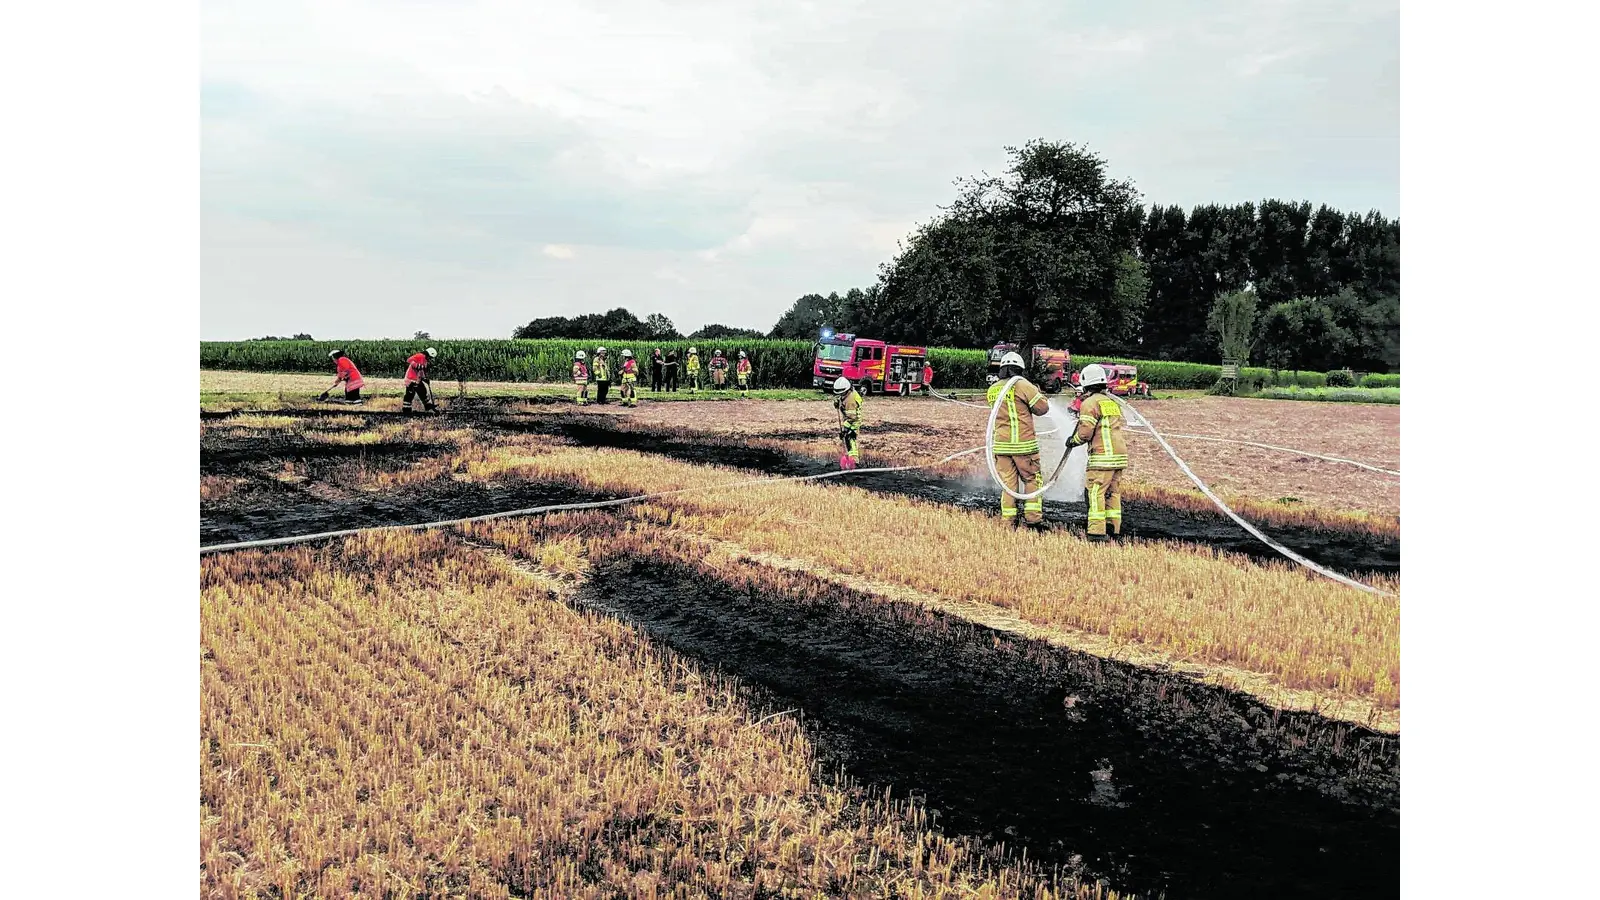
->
[402,347,438,414]
[922,361,934,396]
[833,376,864,468]
[619,349,639,407]
[650,348,665,392]
[685,347,702,393]
[985,351,1051,529]
[664,349,680,392]
[320,350,365,404]
[736,350,752,396]
[710,350,729,388]
[592,347,611,404]
[1065,363,1129,539]
[572,350,591,405]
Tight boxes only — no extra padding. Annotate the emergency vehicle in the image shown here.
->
[1098,363,1152,397]
[812,331,929,396]
[985,342,1072,393]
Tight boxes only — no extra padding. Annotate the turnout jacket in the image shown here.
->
[836,389,864,431]
[985,378,1051,455]
[593,356,609,381]
[571,360,589,384]
[1071,391,1129,470]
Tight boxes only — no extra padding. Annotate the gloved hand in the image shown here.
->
[318,391,330,401]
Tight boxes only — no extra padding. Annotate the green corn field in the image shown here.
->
[200,339,1363,391]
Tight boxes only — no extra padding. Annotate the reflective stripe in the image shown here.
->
[993,440,1040,455]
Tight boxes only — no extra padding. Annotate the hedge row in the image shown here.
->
[199,339,1380,391]
[1359,373,1400,388]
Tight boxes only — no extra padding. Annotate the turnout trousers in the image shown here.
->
[995,452,1044,524]
[1085,468,1124,535]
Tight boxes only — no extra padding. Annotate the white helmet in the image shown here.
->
[1079,363,1108,388]
[715,349,723,357]
[596,346,606,354]
[425,347,437,358]
[999,351,1026,369]
[622,349,633,358]
[738,350,746,358]
[575,350,586,360]
[833,376,851,393]
[688,346,697,354]
[328,350,342,360]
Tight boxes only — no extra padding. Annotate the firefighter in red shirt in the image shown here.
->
[922,362,934,396]
[319,350,365,404]
[402,347,438,414]
[619,349,639,407]
[735,350,752,396]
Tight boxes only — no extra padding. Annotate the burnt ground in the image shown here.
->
[581,554,1400,900]
[197,407,1399,576]
[498,416,1400,578]
[200,478,615,546]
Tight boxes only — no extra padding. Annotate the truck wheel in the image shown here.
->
[858,379,872,395]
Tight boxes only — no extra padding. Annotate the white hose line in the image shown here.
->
[984,376,1076,502]
[198,446,987,556]
[1123,429,1399,476]
[1117,395,1395,597]
[928,387,990,409]
[933,382,1395,595]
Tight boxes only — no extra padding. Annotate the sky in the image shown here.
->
[201,0,1398,341]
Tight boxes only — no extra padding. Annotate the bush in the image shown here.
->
[1359,373,1400,388]
[1326,369,1357,387]
[1254,386,1399,404]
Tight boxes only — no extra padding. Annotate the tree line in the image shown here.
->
[770,140,1398,372]
[511,307,765,344]
[506,139,1396,372]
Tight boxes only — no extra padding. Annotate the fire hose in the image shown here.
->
[972,378,1395,597]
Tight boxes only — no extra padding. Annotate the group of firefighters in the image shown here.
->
[315,346,1128,538]
[570,346,754,405]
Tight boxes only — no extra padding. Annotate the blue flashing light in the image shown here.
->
[820,327,834,339]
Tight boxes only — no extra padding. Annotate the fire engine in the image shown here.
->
[813,331,929,396]
[1098,363,1152,398]
[985,342,1072,393]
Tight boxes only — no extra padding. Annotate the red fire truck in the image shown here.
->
[985,342,1072,393]
[812,332,929,396]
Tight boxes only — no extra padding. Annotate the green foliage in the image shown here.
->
[1207,288,1260,367]
[867,140,1147,349]
[769,290,863,339]
[688,324,768,342]
[1253,386,1400,404]
[1359,373,1400,388]
[200,339,1258,391]
[1326,369,1357,387]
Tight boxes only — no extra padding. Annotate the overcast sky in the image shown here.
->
[201,0,1398,341]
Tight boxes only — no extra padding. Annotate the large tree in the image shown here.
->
[874,139,1146,354]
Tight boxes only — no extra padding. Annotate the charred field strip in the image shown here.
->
[568,538,1400,900]
[488,414,1400,578]
[198,406,1399,578]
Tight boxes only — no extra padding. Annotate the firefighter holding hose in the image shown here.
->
[833,376,864,469]
[572,350,590,405]
[1065,363,1129,539]
[985,351,1050,529]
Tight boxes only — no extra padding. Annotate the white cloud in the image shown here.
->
[202,0,1399,339]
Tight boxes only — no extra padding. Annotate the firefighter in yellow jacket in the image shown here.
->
[1065,364,1129,538]
[833,376,864,468]
[986,352,1051,528]
[685,347,702,393]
